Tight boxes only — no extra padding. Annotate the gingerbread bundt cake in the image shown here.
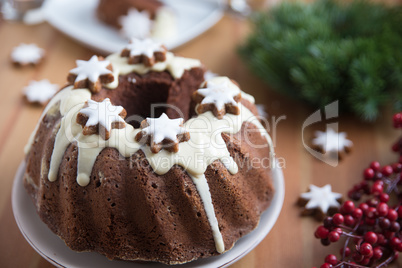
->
[23,38,276,264]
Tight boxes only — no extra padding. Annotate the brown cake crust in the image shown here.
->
[97,0,163,28]
[23,68,275,264]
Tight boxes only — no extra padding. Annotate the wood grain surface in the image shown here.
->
[0,11,400,268]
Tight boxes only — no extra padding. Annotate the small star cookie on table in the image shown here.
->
[76,98,127,140]
[192,77,242,119]
[67,55,114,93]
[23,79,58,105]
[312,128,353,160]
[119,9,153,39]
[298,184,343,221]
[11,43,44,66]
[135,113,190,154]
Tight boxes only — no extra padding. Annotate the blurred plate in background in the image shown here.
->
[43,0,224,54]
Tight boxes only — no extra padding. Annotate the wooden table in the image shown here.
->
[0,12,400,268]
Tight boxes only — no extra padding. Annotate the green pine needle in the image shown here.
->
[239,0,402,121]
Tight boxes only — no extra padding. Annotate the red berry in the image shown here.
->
[364,232,378,244]
[379,193,390,203]
[328,231,340,242]
[364,168,375,180]
[390,222,400,232]
[393,112,402,128]
[360,257,371,265]
[373,247,383,259]
[344,215,355,226]
[367,198,379,207]
[359,203,369,213]
[370,161,381,171]
[387,209,398,221]
[365,207,377,218]
[377,202,389,217]
[323,217,333,228]
[321,238,331,246]
[320,263,332,268]
[316,226,330,239]
[380,218,391,229]
[333,213,344,225]
[352,208,363,219]
[360,243,373,256]
[398,206,402,218]
[382,165,393,176]
[340,247,351,257]
[397,242,402,252]
[342,201,355,214]
[392,163,402,173]
[324,254,337,265]
[377,234,387,245]
[371,183,383,195]
[390,237,401,250]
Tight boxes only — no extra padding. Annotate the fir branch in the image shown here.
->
[239,0,402,121]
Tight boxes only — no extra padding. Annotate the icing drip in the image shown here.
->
[105,52,201,89]
[190,174,225,253]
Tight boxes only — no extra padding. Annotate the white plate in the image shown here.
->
[12,160,284,268]
[43,0,224,54]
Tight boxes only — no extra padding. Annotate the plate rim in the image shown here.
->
[12,160,284,268]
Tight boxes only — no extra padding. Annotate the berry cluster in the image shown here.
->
[392,112,402,158]
[315,113,402,268]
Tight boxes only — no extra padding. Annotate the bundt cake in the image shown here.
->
[23,38,276,265]
[97,0,176,40]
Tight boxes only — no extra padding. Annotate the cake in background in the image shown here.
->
[97,0,177,40]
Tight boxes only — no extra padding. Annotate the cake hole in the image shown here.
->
[196,212,201,217]
[111,203,116,207]
[151,183,158,189]
[95,181,101,188]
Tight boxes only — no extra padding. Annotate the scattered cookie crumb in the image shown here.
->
[312,128,353,160]
[298,184,342,221]
[11,43,44,66]
[23,79,58,105]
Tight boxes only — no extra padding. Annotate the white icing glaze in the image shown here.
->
[312,128,353,153]
[197,77,241,111]
[105,52,201,89]
[119,9,152,39]
[24,86,78,154]
[142,113,185,144]
[79,98,125,132]
[300,184,342,213]
[190,174,225,253]
[70,55,112,83]
[11,43,44,65]
[23,79,58,104]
